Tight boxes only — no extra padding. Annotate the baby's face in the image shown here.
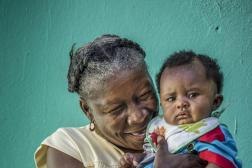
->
[159,60,221,125]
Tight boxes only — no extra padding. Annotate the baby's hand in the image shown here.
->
[150,126,166,146]
[119,153,146,168]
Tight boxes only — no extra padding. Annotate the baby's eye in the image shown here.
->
[188,92,199,99]
[166,96,175,102]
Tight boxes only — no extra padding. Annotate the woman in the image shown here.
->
[34,34,207,168]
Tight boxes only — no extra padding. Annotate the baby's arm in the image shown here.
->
[196,125,241,168]
[150,126,166,147]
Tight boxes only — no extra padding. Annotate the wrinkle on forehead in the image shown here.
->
[87,66,150,103]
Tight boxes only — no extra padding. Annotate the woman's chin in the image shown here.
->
[125,145,144,152]
[119,138,145,152]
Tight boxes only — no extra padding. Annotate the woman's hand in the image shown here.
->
[154,136,208,168]
[119,152,146,168]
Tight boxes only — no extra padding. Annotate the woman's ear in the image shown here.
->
[212,94,223,111]
[79,98,94,121]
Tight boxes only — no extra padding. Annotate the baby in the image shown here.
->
[120,51,241,168]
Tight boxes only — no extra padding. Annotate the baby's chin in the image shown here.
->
[176,118,195,125]
[176,117,206,125]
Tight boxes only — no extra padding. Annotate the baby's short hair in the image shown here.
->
[156,50,223,94]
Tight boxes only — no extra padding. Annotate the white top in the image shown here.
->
[34,125,124,168]
[145,117,219,153]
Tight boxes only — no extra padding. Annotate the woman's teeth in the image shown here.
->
[131,132,145,136]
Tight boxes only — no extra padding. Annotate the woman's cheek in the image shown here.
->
[144,98,158,112]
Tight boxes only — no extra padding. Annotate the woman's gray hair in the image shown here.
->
[67,34,147,99]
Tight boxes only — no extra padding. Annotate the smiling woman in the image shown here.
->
[34,34,207,168]
[80,67,158,152]
[34,34,158,168]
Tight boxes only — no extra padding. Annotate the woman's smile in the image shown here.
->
[126,132,146,141]
[124,127,147,141]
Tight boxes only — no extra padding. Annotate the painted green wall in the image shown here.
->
[1,0,251,167]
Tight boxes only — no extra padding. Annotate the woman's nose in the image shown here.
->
[127,104,148,126]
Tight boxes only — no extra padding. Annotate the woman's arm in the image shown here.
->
[47,147,85,168]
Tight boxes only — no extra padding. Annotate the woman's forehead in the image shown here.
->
[88,69,153,104]
[105,68,151,88]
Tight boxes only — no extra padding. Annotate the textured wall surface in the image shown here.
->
[0,0,251,167]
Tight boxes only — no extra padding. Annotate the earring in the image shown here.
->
[89,120,95,131]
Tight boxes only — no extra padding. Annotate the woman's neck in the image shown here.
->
[118,146,144,153]
[94,128,144,153]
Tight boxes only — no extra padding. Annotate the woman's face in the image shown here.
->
[82,68,158,152]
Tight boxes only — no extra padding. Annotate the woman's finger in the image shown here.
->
[119,153,134,168]
[156,135,170,154]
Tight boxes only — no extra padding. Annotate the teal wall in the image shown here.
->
[1,0,251,167]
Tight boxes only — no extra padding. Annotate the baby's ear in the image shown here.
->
[212,94,223,111]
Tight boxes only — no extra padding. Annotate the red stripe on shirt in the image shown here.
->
[199,150,235,168]
[198,126,225,143]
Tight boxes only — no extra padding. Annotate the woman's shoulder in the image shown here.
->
[35,125,123,168]
[35,126,90,167]
[53,125,93,141]
[43,126,94,151]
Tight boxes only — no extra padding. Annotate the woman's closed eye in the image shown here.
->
[138,90,152,101]
[108,104,125,115]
